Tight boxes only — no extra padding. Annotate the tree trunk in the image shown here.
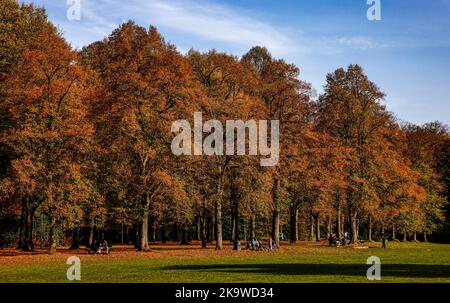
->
[356,218,360,240]
[249,215,256,240]
[206,213,211,242]
[148,217,154,242]
[148,223,154,242]
[139,210,149,250]
[233,204,239,250]
[139,192,152,250]
[289,206,297,243]
[48,217,57,253]
[212,211,216,241]
[271,178,280,247]
[231,212,236,243]
[403,229,407,241]
[231,169,240,251]
[350,210,358,243]
[18,202,26,250]
[161,225,166,243]
[121,223,124,245]
[215,170,225,250]
[326,216,332,239]
[180,226,188,245]
[337,204,342,240]
[413,232,418,242]
[423,232,428,242]
[172,224,179,242]
[272,210,280,246]
[134,222,140,248]
[200,213,207,249]
[381,226,386,249]
[315,213,321,242]
[70,227,80,249]
[368,216,372,242]
[392,222,396,240]
[196,217,201,241]
[27,210,34,250]
[310,214,315,241]
[88,221,94,247]
[19,198,34,251]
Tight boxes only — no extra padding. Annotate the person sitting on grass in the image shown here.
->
[88,239,99,254]
[99,239,110,254]
[333,234,341,247]
[253,239,261,251]
[343,231,350,246]
[96,240,102,254]
[268,236,277,251]
[328,233,337,246]
[250,238,258,250]
[328,233,334,245]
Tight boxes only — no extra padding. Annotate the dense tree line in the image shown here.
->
[0,1,449,251]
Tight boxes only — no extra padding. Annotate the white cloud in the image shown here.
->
[61,0,296,56]
[139,0,294,55]
[336,36,384,50]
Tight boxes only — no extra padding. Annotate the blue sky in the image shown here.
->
[23,0,450,125]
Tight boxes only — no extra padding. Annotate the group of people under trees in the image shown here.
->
[241,237,278,251]
[87,239,111,255]
[328,232,350,247]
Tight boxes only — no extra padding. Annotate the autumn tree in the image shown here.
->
[403,122,449,241]
[242,46,312,246]
[81,22,204,250]
[317,64,397,243]
[0,0,52,247]
[368,124,425,243]
[187,49,262,249]
[1,21,95,252]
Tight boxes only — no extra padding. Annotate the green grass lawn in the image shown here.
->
[1,241,450,283]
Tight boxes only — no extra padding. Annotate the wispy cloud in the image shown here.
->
[58,0,296,56]
[336,36,386,50]
[135,0,295,56]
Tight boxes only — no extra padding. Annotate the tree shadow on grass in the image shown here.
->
[160,263,450,279]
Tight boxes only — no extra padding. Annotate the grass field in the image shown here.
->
[1,241,450,283]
